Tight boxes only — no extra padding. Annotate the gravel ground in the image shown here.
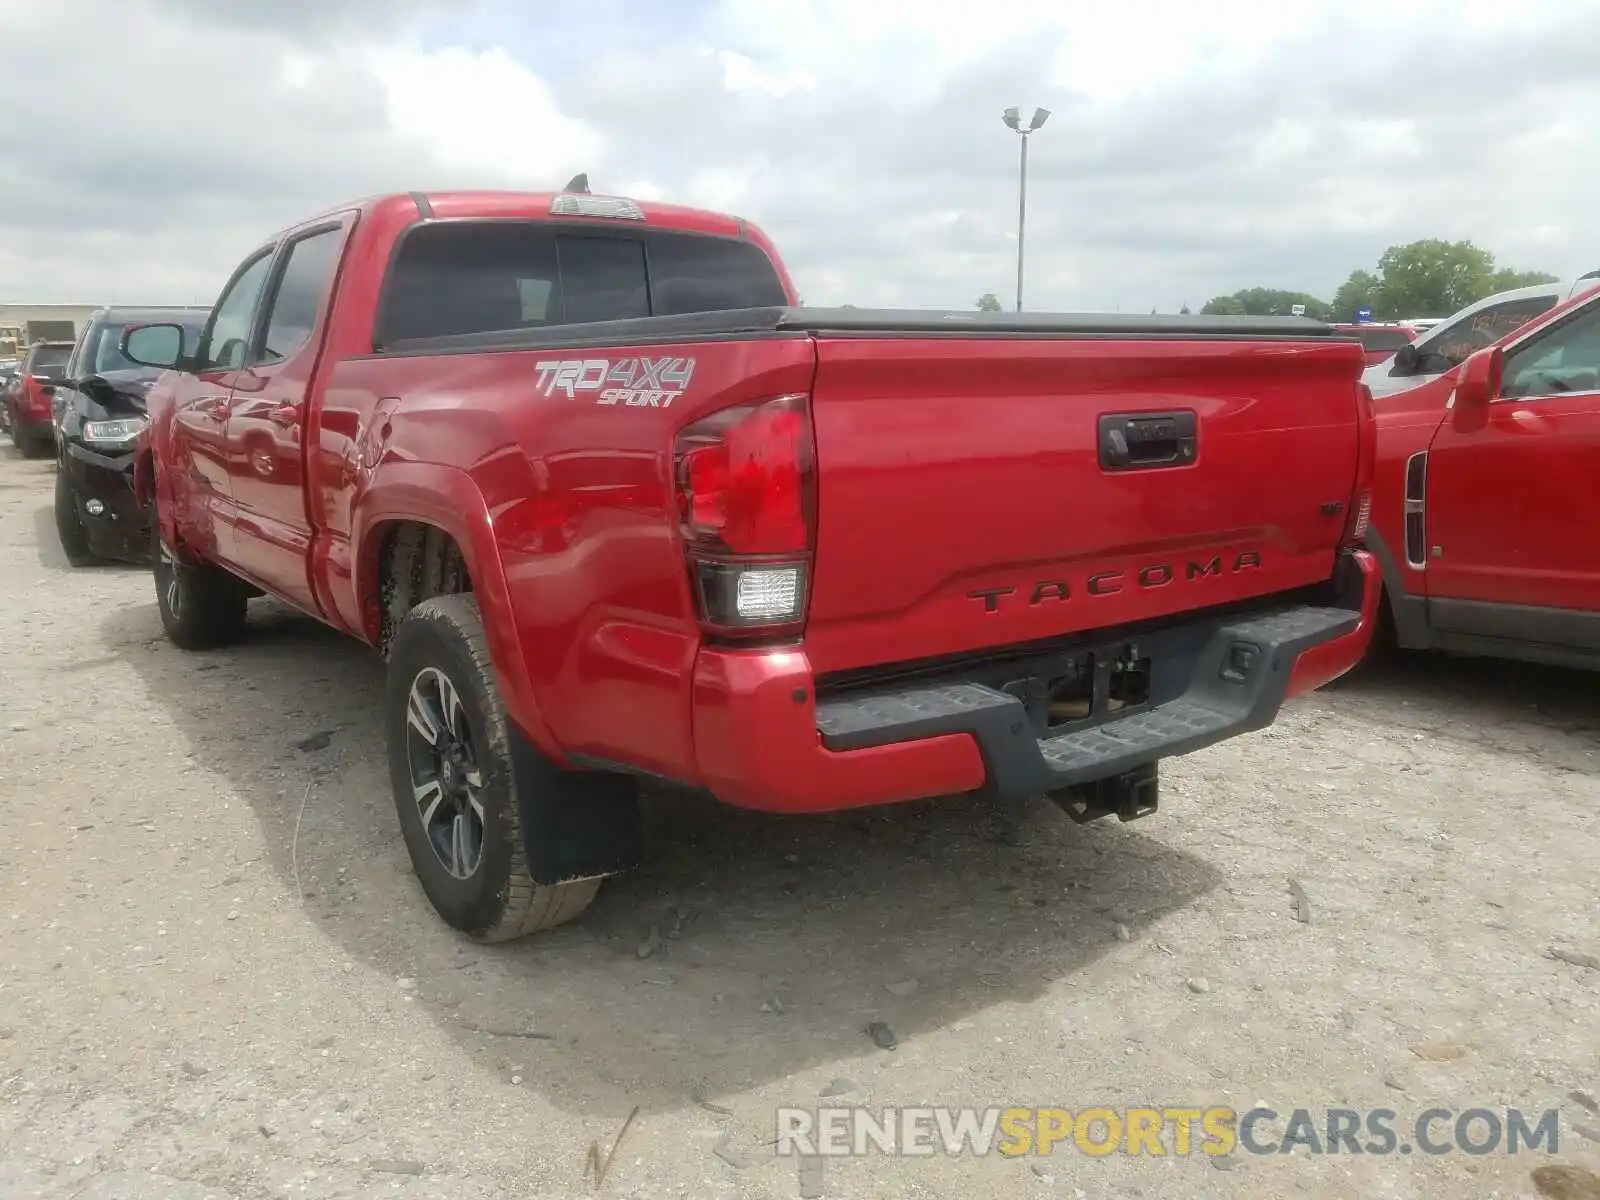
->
[1,445,1597,1200]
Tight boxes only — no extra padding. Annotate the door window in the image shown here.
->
[1409,297,1556,375]
[1500,302,1600,399]
[254,227,346,366]
[198,251,275,371]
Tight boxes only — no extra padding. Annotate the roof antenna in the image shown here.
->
[564,172,591,194]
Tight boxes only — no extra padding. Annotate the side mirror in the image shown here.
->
[1390,343,1419,374]
[69,374,110,394]
[1453,345,1504,413]
[120,322,187,370]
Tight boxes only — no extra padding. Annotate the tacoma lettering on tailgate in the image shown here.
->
[967,551,1263,613]
[532,356,697,408]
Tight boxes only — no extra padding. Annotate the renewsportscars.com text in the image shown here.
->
[775,1106,1564,1158]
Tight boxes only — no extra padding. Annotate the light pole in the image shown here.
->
[1002,106,1050,313]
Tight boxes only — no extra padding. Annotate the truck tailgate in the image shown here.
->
[805,333,1365,676]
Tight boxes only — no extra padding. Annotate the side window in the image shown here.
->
[1420,297,1557,372]
[198,251,275,371]
[81,323,112,374]
[1500,304,1600,400]
[255,227,346,366]
[65,323,95,378]
[554,236,648,323]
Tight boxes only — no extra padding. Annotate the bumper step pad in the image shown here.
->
[814,603,1359,798]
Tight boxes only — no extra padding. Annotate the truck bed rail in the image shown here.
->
[376,306,1341,357]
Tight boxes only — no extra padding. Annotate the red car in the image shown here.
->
[6,340,73,457]
[1332,322,1420,368]
[1363,285,1600,669]
[124,188,1380,940]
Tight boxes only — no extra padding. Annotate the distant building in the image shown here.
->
[0,303,104,358]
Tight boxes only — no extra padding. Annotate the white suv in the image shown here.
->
[1364,275,1600,398]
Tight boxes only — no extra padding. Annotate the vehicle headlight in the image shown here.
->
[81,417,146,446]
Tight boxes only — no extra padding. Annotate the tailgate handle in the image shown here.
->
[1098,410,1197,471]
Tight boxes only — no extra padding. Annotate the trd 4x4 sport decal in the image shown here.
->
[532,357,697,408]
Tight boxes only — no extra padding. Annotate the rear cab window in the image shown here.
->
[1354,328,1413,353]
[374,221,788,347]
[24,344,70,376]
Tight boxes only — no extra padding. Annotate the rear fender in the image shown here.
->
[353,462,561,759]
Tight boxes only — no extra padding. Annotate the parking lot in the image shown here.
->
[1,445,1597,1199]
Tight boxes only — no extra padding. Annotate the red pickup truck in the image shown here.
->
[1363,282,1600,669]
[124,188,1381,940]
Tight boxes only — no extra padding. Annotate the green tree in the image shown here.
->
[1178,304,1191,316]
[1202,289,1330,320]
[1373,239,1496,318]
[975,292,1002,312]
[1331,269,1381,322]
[1490,267,1560,292]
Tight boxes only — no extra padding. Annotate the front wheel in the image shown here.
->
[385,594,601,941]
[54,471,95,567]
[151,524,249,649]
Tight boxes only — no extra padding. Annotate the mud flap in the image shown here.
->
[506,724,644,885]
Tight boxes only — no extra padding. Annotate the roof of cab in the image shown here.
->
[286,190,750,241]
[88,305,210,322]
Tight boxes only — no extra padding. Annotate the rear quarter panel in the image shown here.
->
[319,335,816,779]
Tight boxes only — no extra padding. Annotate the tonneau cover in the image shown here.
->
[379,306,1338,356]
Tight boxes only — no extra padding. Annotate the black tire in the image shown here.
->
[151,523,249,649]
[19,428,51,459]
[54,471,96,567]
[385,594,601,941]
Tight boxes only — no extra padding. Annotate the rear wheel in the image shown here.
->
[19,428,51,459]
[54,471,95,567]
[151,523,249,649]
[385,594,601,941]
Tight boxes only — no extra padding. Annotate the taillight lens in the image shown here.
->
[1343,383,1376,547]
[22,376,50,418]
[674,393,816,634]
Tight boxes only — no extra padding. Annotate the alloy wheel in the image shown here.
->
[404,666,486,880]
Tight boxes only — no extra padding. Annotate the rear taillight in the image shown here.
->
[21,376,49,418]
[1343,383,1376,547]
[674,392,816,636]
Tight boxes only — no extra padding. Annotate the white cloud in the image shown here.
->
[365,46,599,180]
[1,0,1599,315]
[716,50,816,98]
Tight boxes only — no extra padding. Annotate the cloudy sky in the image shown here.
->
[4,0,1598,313]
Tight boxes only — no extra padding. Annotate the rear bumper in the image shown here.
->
[691,550,1380,813]
[11,413,51,441]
